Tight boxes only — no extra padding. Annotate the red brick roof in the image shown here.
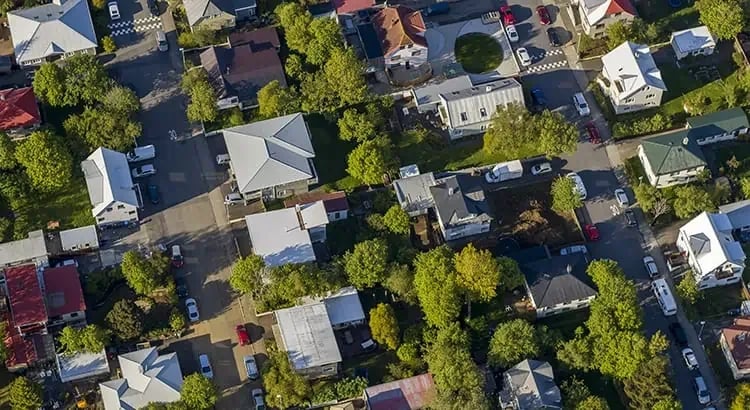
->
[284,191,349,213]
[364,373,436,410]
[332,0,375,14]
[605,0,637,16]
[3,322,37,369]
[722,317,750,370]
[5,264,46,327]
[43,266,86,318]
[372,6,427,56]
[0,87,41,131]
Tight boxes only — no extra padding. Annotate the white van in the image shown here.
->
[156,30,168,52]
[127,145,156,163]
[651,278,677,316]
[572,92,590,116]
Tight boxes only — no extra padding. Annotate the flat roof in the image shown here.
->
[276,303,342,370]
[5,264,46,327]
[0,230,47,267]
[59,225,98,251]
[57,349,109,383]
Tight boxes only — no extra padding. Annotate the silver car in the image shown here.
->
[531,162,552,175]
[614,188,629,207]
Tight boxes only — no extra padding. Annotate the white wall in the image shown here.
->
[385,44,428,68]
[582,9,635,37]
[95,201,139,226]
[535,295,596,318]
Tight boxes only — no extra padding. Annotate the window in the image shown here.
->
[128,210,136,215]
[411,50,421,56]
[105,207,113,212]
[70,312,79,318]
[97,217,105,222]
[479,107,487,117]
[645,94,655,99]
[460,112,468,121]
[117,204,125,209]
[625,97,634,103]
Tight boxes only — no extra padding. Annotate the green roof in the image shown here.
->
[640,130,707,175]
[686,107,749,138]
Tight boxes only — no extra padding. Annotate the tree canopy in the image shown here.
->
[623,355,679,409]
[181,68,218,123]
[731,383,750,410]
[344,237,390,288]
[15,130,72,192]
[121,251,168,295]
[384,264,418,305]
[483,104,578,158]
[488,319,540,368]
[58,324,110,354]
[229,254,266,298]
[346,137,397,185]
[551,176,582,213]
[106,299,144,341]
[0,132,17,170]
[414,247,461,327]
[257,81,300,119]
[454,244,499,303]
[383,205,411,235]
[64,105,142,152]
[301,48,368,113]
[673,185,715,219]
[33,54,111,107]
[369,303,400,350]
[9,376,43,410]
[696,0,745,40]
[338,108,378,142]
[263,348,312,409]
[181,374,217,410]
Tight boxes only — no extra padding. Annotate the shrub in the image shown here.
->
[612,112,673,139]
[101,36,117,53]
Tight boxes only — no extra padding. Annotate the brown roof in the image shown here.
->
[228,26,281,50]
[284,191,349,213]
[372,6,427,56]
[722,317,750,370]
[364,373,436,410]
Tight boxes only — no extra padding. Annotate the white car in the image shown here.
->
[505,24,519,42]
[216,154,230,165]
[682,348,698,370]
[132,164,156,178]
[251,388,265,410]
[516,47,531,67]
[199,354,213,379]
[566,172,587,199]
[643,256,658,278]
[693,376,710,405]
[224,192,243,205]
[245,355,259,380]
[108,1,120,20]
[126,145,155,163]
[572,92,591,116]
[185,298,199,322]
[614,188,629,207]
[560,245,587,255]
[531,162,552,175]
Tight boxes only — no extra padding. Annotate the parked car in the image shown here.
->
[500,5,515,25]
[361,339,378,353]
[572,92,590,116]
[244,355,259,380]
[614,188,629,207]
[530,88,547,109]
[669,322,688,346]
[171,245,184,268]
[132,164,156,178]
[531,162,552,175]
[547,27,561,47]
[174,277,188,299]
[147,184,160,205]
[693,376,710,405]
[584,224,600,241]
[185,298,200,322]
[199,354,213,379]
[56,259,78,268]
[536,5,551,24]
[108,1,120,19]
[585,122,601,144]
[624,209,637,227]
[643,256,659,278]
[236,325,250,346]
[560,244,588,255]
[506,24,519,42]
[216,154,230,165]
[224,192,243,205]
[682,347,698,370]
[566,172,587,199]
[251,388,265,410]
[516,47,531,67]
[126,145,155,163]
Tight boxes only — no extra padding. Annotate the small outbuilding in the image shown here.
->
[670,26,716,60]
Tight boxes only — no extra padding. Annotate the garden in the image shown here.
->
[454,33,503,74]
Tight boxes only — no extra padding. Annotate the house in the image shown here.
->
[300,286,366,330]
[371,6,428,70]
[363,373,436,410]
[245,200,329,267]
[521,253,597,318]
[720,317,750,380]
[719,199,750,231]
[199,28,286,110]
[82,148,140,227]
[685,107,749,145]
[677,211,746,289]
[57,349,109,383]
[600,41,666,114]
[671,26,716,60]
[637,131,707,188]
[573,0,637,38]
[4,264,47,336]
[430,175,492,241]
[8,0,97,67]
[0,87,42,138]
[284,191,350,222]
[308,1,337,19]
[333,0,374,16]
[393,172,437,217]
[499,359,562,410]
[223,113,317,200]
[0,230,49,268]
[411,76,474,114]
[43,265,86,327]
[100,347,184,410]
[273,302,342,379]
[183,0,256,30]
[59,225,99,253]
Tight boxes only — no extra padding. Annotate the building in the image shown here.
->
[43,266,86,327]
[0,230,49,269]
[393,172,437,217]
[600,41,666,114]
[500,359,562,409]
[245,201,328,267]
[8,0,97,66]
[59,225,99,253]
[100,347,183,410]
[199,28,286,110]
[0,87,42,138]
[284,191,350,222]
[411,76,474,114]
[4,264,47,336]
[333,0,374,16]
[273,302,342,379]
[719,199,750,231]
[676,211,745,289]
[671,26,716,60]
[363,373,436,410]
[720,317,750,380]
[223,113,317,200]
[371,6,428,70]
[521,253,597,318]
[57,349,109,383]
[573,0,637,38]
[183,0,256,30]
[82,148,140,227]
[685,107,750,145]
[300,286,366,330]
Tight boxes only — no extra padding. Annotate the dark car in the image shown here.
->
[624,209,637,227]
[147,0,159,15]
[174,277,188,298]
[536,5,551,24]
[669,322,688,346]
[530,88,548,109]
[547,27,561,47]
[147,184,160,205]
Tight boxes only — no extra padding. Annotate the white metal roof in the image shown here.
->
[679,212,746,274]
[276,303,342,370]
[439,78,524,128]
[100,348,183,410]
[602,42,667,100]
[59,225,98,252]
[411,75,473,108]
[671,26,716,54]
[300,286,366,327]
[57,349,109,383]
[82,148,138,217]
[0,230,47,267]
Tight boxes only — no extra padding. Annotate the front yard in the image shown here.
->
[684,283,747,321]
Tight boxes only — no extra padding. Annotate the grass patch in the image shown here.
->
[684,283,746,321]
[454,33,503,74]
[342,350,398,385]
[536,308,590,339]
[12,177,94,239]
[307,115,359,192]
[623,156,647,185]
[636,0,699,38]
[715,142,750,178]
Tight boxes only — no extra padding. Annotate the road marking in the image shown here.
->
[108,15,160,28]
[526,60,568,73]
[531,49,564,60]
[108,16,163,37]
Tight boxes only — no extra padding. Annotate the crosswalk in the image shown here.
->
[526,60,568,73]
[108,15,162,37]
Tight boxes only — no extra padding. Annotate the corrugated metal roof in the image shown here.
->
[275,303,342,370]
[441,78,524,128]
[365,373,436,410]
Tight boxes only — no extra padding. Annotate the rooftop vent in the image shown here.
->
[485,85,493,92]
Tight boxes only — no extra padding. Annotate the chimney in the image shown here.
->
[682,137,690,146]
[485,85,493,92]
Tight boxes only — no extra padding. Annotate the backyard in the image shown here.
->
[683,283,747,321]
[715,141,750,179]
[454,33,503,74]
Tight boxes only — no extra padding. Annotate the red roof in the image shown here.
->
[3,321,37,369]
[5,264,46,327]
[364,373,436,410]
[605,0,637,16]
[372,6,427,56]
[722,317,750,370]
[332,0,375,14]
[284,191,349,213]
[0,87,42,131]
[43,266,86,318]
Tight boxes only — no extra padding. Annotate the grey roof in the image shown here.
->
[504,359,562,410]
[685,107,750,139]
[82,148,138,216]
[719,199,750,228]
[0,230,47,268]
[100,348,183,410]
[393,172,436,215]
[223,113,316,193]
[411,75,473,108]
[8,0,97,65]
[429,174,492,229]
[59,225,98,252]
[439,78,524,127]
[639,130,707,175]
[275,303,342,370]
[689,233,711,255]
[184,0,256,26]
[57,349,109,383]
[522,253,597,309]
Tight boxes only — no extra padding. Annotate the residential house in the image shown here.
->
[57,349,109,383]
[308,1,337,19]
[0,87,42,138]
[393,172,437,217]
[371,6,428,70]
[676,211,745,289]
[573,0,637,38]
[363,373,436,410]
[183,0,256,31]
[685,107,749,145]
[59,225,99,253]
[199,28,286,110]
[0,230,49,269]
[521,253,597,318]
[43,265,86,327]
[284,191,350,222]
[333,0,374,16]
[720,317,750,380]
[223,113,317,200]
[8,0,97,67]
[273,302,342,379]
[100,347,184,410]
[82,148,140,227]
[2,264,47,371]
[499,359,562,410]
[719,199,750,231]
[671,26,717,60]
[245,200,329,267]
[300,286,366,330]
[600,41,666,114]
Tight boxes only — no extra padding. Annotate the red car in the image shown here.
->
[584,224,600,241]
[236,324,250,346]
[585,122,601,144]
[500,5,515,25]
[536,5,551,25]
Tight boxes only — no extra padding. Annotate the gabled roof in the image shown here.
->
[372,6,426,56]
[43,265,86,318]
[364,373,436,410]
[639,130,707,175]
[679,211,746,274]
[332,0,374,14]
[184,0,256,26]
[223,113,315,193]
[275,302,342,370]
[8,0,97,65]
[721,317,750,371]
[429,174,492,228]
[412,75,474,108]
[0,87,42,130]
[583,0,637,25]
[522,253,597,309]
[685,107,750,138]
[284,191,349,213]
[602,41,666,100]
[81,148,138,216]
[5,264,46,327]
[504,359,562,410]
[671,26,716,54]
[439,78,525,127]
[394,172,437,215]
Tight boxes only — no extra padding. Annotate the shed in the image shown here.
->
[60,225,99,252]
[57,349,109,383]
[670,26,716,60]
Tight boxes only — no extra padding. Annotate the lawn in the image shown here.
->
[307,115,360,192]
[683,283,746,321]
[454,33,503,74]
[536,308,590,339]
[623,156,647,186]
[635,0,699,40]
[342,350,398,385]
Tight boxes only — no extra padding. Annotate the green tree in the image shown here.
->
[101,85,140,115]
[64,107,142,151]
[169,308,187,333]
[384,264,418,304]
[605,21,634,50]
[732,383,750,410]
[673,185,715,219]
[0,321,7,362]
[302,48,368,112]
[0,132,17,170]
[740,177,750,199]
[32,63,69,106]
[257,81,300,119]
[58,325,110,354]
[652,399,682,410]
[9,376,43,410]
[263,263,344,310]
[181,374,217,410]
[576,396,609,410]
[488,319,540,367]
[121,250,163,295]
[414,246,460,327]
[306,17,344,66]
[454,244,499,305]
[676,273,700,305]
[263,348,312,409]
[106,299,144,341]
[229,254,266,298]
[63,53,112,105]
[561,376,592,409]
[101,35,117,53]
[369,303,400,350]
[537,109,579,157]
[186,78,218,123]
[623,355,678,410]
[633,182,672,224]
[696,0,745,40]
[551,176,582,213]
[346,138,397,186]
[275,2,314,55]
[338,108,378,142]
[497,256,525,291]
[483,103,536,156]
[383,205,411,235]
[344,237,389,288]
[285,53,305,79]
[15,130,72,192]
